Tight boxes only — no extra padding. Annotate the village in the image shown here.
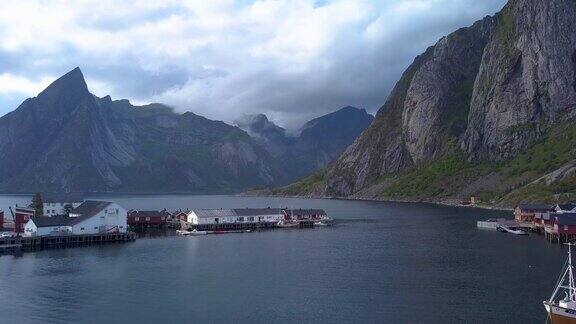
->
[478,203,576,244]
[0,194,332,254]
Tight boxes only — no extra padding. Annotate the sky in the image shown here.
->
[0,0,507,130]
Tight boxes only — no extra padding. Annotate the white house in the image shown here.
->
[555,203,576,214]
[24,216,73,237]
[186,208,285,225]
[42,193,84,216]
[24,200,127,236]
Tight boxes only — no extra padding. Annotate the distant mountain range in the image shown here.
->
[235,107,374,181]
[266,0,576,207]
[0,68,372,193]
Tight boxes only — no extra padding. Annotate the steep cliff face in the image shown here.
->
[462,0,576,160]
[325,17,496,196]
[298,0,576,201]
[0,68,283,193]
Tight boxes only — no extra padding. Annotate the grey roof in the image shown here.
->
[192,208,283,218]
[31,216,73,227]
[555,213,576,225]
[234,208,283,216]
[42,193,84,203]
[517,203,552,211]
[68,200,112,225]
[557,203,576,211]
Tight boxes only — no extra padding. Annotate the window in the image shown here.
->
[120,226,124,229]
[135,217,139,221]
[146,217,150,221]
[80,227,85,230]
[94,227,98,229]
[237,217,244,222]
[248,217,254,221]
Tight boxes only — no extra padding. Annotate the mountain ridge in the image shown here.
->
[0,68,372,194]
[264,0,576,207]
[235,106,374,182]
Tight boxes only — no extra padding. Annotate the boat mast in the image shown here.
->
[570,243,575,301]
[549,243,575,303]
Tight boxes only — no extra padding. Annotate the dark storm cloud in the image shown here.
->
[0,0,507,129]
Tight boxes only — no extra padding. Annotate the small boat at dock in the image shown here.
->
[544,243,576,323]
[276,220,299,228]
[177,229,207,236]
[497,225,528,235]
[314,221,329,226]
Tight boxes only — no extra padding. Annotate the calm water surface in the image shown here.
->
[0,195,565,323]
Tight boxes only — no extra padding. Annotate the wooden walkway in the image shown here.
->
[0,232,136,254]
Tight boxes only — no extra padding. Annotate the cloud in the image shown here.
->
[0,0,506,129]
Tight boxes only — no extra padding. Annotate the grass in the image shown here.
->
[270,169,328,196]
[381,153,471,198]
[371,119,576,206]
[503,122,576,178]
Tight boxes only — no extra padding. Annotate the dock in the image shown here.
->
[0,232,136,254]
[181,219,319,232]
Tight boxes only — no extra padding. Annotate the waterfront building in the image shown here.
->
[171,210,188,221]
[552,213,576,235]
[42,193,84,216]
[554,203,576,214]
[514,204,552,222]
[128,210,170,227]
[13,207,35,234]
[534,211,554,227]
[24,201,127,237]
[24,216,74,236]
[186,208,284,225]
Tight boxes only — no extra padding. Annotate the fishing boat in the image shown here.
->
[276,220,299,228]
[190,229,207,236]
[497,225,528,235]
[544,243,576,323]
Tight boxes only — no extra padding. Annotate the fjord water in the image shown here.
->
[0,195,564,323]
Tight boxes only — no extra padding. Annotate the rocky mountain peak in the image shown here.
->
[33,67,91,114]
[39,67,88,97]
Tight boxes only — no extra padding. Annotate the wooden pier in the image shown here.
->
[0,232,136,254]
[544,227,576,244]
[182,220,317,232]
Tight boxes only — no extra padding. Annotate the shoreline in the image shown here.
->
[240,192,513,212]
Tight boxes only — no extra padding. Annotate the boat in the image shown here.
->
[176,230,191,236]
[276,220,299,228]
[497,225,528,235]
[507,227,528,235]
[190,229,207,236]
[314,221,328,226]
[544,243,576,323]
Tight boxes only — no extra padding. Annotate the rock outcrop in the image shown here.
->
[319,0,576,198]
[462,0,576,160]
